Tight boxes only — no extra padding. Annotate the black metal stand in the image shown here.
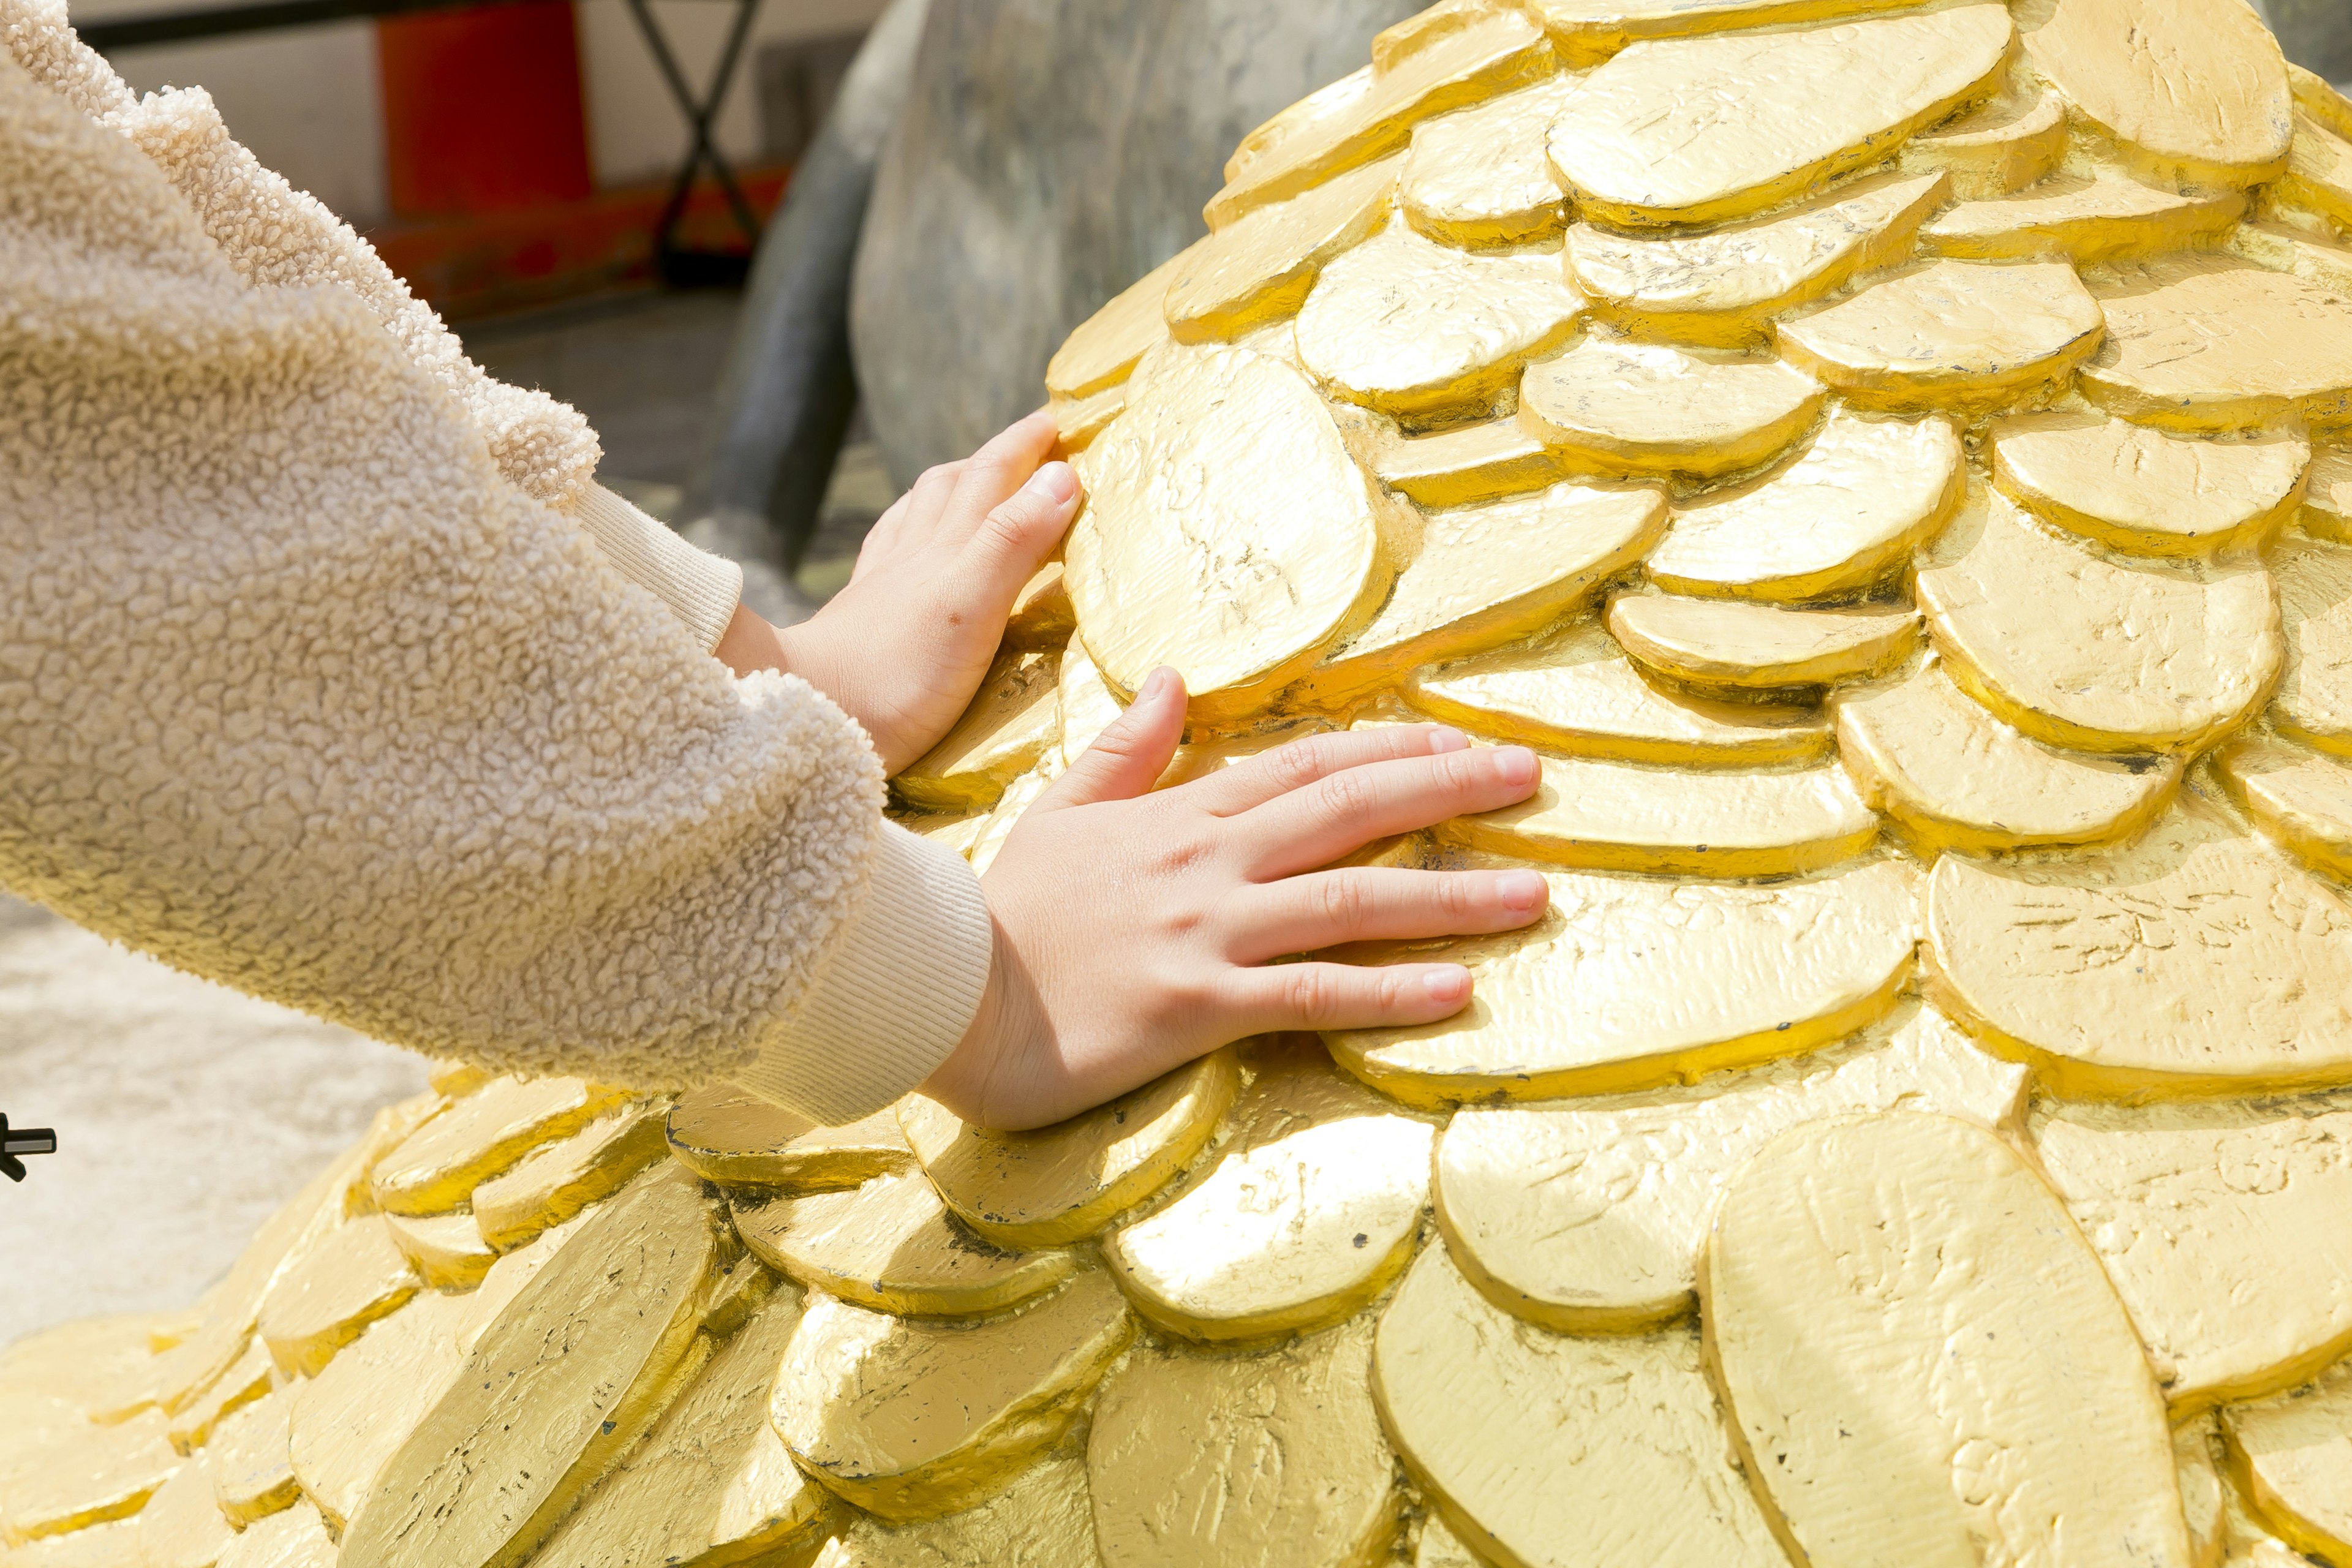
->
[622,0,767,287]
[0,1114,56,1183]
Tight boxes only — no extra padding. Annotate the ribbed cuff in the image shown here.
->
[570,483,745,653]
[735,821,995,1125]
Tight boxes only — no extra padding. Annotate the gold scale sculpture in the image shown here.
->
[22,0,2352,1563]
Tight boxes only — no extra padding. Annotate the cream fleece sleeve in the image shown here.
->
[0,20,987,1122]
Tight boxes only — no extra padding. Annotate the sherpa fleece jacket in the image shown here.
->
[0,5,994,1123]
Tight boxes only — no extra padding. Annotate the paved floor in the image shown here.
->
[0,286,895,1351]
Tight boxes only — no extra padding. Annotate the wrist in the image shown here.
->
[918,911,1037,1126]
[714,601,789,679]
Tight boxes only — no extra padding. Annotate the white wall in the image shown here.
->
[64,0,890,231]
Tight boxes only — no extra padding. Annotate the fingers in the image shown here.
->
[1240,745,1542,880]
[960,458,1079,608]
[944,410,1061,543]
[1185,724,1472,816]
[1227,865,1548,962]
[1038,667,1186,810]
[854,459,967,581]
[1218,959,1478,1038]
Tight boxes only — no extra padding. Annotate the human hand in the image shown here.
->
[714,410,1076,772]
[920,669,1551,1129]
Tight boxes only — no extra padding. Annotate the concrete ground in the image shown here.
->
[0,286,895,1351]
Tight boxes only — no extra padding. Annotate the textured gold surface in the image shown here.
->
[2270,535,2352,756]
[1569,172,1946,347]
[1926,788,2352,1099]
[2079,256,2352,431]
[0,1313,172,1428]
[1046,244,1193,400]
[9,1517,143,1567]
[381,1210,496,1291]
[1918,484,2281,753]
[2304,447,2352,541]
[1169,157,1401,343]
[472,1101,667,1250]
[810,1451,1103,1567]
[1775,258,2106,412]
[2226,219,2352,301]
[2181,1420,2230,1568]
[1005,561,1077,651]
[1405,624,1828,766]
[1295,227,1583,421]
[1327,856,1917,1105]
[166,1338,272,1457]
[1606,592,1920,692]
[1899,80,2068,198]
[1443,752,1875,875]
[1704,1113,2191,1568]
[1371,416,1574,508]
[1399,76,1576,248]
[1055,641,1125,765]
[1374,1243,1785,1568]
[155,1129,384,1415]
[1068,347,1388,723]
[2216,736,2352,880]
[667,1084,829,1188]
[214,1501,334,1568]
[2018,0,2291,184]
[2223,1356,2352,1566]
[1102,1041,1433,1342]
[895,650,1061,814]
[771,1271,1133,1521]
[1516,339,1823,478]
[1049,384,1126,454]
[1370,0,1488,75]
[1545,4,2010,228]
[736,1169,1077,1317]
[0,1408,179,1545]
[1435,1002,2025,1330]
[1300,481,1664,704]
[255,1217,418,1379]
[899,1050,1241,1249]
[209,1390,297,1526]
[1524,0,1921,59]
[1992,412,2309,556]
[290,1221,579,1532]
[1088,1316,1396,1567]
[137,1450,235,1568]
[1412,1513,1485,1568]
[1921,173,2245,263]
[2283,115,2352,231]
[2034,1093,2352,1410]
[1646,409,1960,601]
[369,1075,625,1218]
[1205,11,1551,227]
[340,1166,717,1568]
[524,1289,829,1568]
[1834,660,2182,854]
[1227,66,1371,184]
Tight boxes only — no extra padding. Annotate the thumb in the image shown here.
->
[1040,666,1186,810]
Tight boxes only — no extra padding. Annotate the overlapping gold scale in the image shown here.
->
[43,4,2352,1564]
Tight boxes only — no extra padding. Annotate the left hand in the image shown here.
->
[715,410,1077,772]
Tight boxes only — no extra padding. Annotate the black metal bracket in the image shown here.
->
[622,0,767,285]
[0,1114,56,1183]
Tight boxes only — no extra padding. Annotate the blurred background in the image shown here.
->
[4,0,2351,1347]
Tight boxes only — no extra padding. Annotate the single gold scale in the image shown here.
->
[16,0,2352,1563]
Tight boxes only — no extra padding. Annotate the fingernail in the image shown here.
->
[1023,461,1077,505]
[1426,726,1469,753]
[1496,870,1545,911]
[1140,666,1177,703]
[1494,747,1538,787]
[1423,967,1471,1005]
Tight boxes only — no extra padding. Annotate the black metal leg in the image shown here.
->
[0,1113,57,1182]
[622,0,767,271]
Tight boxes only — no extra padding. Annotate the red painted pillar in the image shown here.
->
[375,1,595,221]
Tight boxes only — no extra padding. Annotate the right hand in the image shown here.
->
[918,668,1550,1129]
